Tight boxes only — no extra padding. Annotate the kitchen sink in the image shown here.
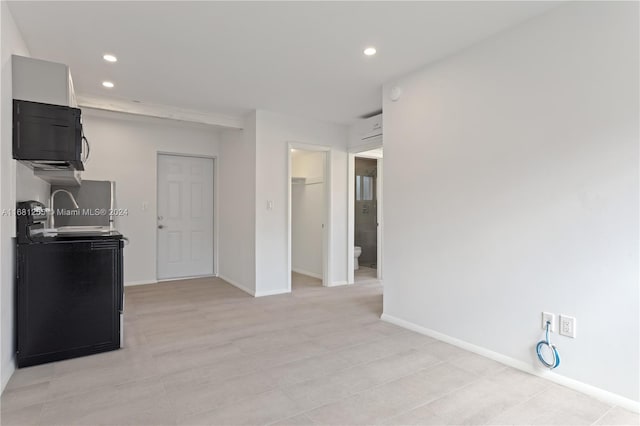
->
[44,226,112,235]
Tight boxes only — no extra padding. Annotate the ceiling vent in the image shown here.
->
[361,114,382,141]
[359,109,382,119]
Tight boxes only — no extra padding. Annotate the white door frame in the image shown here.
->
[287,142,332,291]
[348,142,383,284]
[156,151,218,281]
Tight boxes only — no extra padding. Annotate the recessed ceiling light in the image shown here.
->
[364,47,377,56]
[103,54,117,63]
[102,81,114,88]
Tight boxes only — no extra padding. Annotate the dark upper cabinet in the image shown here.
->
[13,99,85,171]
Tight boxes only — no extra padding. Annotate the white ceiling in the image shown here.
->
[357,148,384,159]
[8,1,558,124]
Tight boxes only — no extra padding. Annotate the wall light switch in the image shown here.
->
[267,200,274,211]
[559,315,576,338]
[542,312,555,332]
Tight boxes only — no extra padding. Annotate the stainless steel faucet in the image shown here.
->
[49,189,79,229]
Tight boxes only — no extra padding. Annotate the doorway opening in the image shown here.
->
[348,146,383,284]
[287,143,331,291]
[157,153,216,281]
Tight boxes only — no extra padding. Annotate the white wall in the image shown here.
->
[348,114,382,152]
[81,110,221,285]
[15,162,49,204]
[254,110,349,296]
[0,3,38,392]
[218,114,256,295]
[291,150,325,278]
[383,1,639,404]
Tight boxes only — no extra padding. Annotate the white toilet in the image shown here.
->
[354,246,362,270]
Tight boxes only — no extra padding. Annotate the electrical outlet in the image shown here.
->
[542,312,555,332]
[559,315,576,338]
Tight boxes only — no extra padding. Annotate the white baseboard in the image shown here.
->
[1,358,15,394]
[126,274,219,287]
[292,268,323,280]
[380,313,640,414]
[157,274,216,283]
[124,279,157,287]
[327,280,349,287]
[218,275,255,296]
[255,288,290,297]
[215,276,291,298]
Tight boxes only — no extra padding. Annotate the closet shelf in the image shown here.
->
[291,176,323,185]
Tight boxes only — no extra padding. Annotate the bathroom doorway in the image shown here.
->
[287,143,331,291]
[348,147,383,284]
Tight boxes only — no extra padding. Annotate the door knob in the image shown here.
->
[158,225,164,229]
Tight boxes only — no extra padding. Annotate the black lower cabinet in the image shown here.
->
[16,239,123,367]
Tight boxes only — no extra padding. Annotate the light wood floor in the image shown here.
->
[1,274,637,425]
[354,266,377,283]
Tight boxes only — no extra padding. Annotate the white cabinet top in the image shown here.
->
[12,55,76,107]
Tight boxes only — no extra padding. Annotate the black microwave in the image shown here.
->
[13,99,87,171]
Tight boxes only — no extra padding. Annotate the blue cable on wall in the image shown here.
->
[536,321,560,369]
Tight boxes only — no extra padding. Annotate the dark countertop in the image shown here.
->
[25,231,125,243]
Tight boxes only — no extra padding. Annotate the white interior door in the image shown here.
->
[157,154,214,280]
[376,158,383,281]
